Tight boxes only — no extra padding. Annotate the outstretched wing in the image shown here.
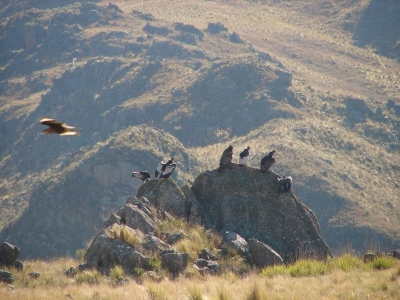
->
[40,117,64,126]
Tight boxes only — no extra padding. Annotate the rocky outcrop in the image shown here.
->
[137,179,187,219]
[184,165,331,263]
[248,238,284,268]
[222,231,249,256]
[85,233,149,272]
[0,242,20,267]
[161,252,189,273]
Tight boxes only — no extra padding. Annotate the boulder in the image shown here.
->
[0,270,14,284]
[0,242,20,267]
[104,213,121,227]
[142,235,171,253]
[85,234,149,272]
[222,231,249,256]
[137,179,187,218]
[13,260,23,271]
[248,238,283,267]
[161,252,189,273]
[184,166,331,263]
[193,259,220,274]
[199,248,218,261]
[167,232,184,245]
[121,203,156,234]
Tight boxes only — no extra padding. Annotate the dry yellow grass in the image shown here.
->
[1,257,399,300]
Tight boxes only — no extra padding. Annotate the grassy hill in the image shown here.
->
[0,0,399,258]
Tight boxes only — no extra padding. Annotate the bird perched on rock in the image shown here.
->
[159,158,176,179]
[239,146,250,167]
[218,151,233,173]
[220,145,233,161]
[40,117,79,136]
[155,161,164,178]
[260,150,276,173]
[277,175,292,193]
[132,171,151,183]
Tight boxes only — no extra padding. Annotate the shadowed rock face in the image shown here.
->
[185,164,331,263]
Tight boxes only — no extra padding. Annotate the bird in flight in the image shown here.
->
[40,117,79,136]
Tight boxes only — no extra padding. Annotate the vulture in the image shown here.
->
[239,146,250,167]
[220,145,233,161]
[277,175,292,193]
[155,161,164,178]
[260,150,276,173]
[132,171,151,182]
[218,152,233,173]
[159,158,176,179]
[40,117,79,136]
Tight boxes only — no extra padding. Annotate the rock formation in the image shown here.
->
[184,164,331,263]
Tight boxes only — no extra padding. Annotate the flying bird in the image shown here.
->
[132,171,151,183]
[260,150,276,173]
[239,146,250,167]
[40,117,79,136]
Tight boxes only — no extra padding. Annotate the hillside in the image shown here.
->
[0,0,399,258]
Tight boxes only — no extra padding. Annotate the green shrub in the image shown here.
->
[75,248,86,261]
[287,259,328,277]
[333,253,362,271]
[370,256,397,270]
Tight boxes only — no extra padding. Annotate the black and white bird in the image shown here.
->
[155,161,164,178]
[277,175,292,193]
[260,150,276,173]
[239,146,250,167]
[159,158,176,179]
[132,171,151,182]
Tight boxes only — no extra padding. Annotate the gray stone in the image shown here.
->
[85,234,149,272]
[167,232,184,245]
[248,238,283,267]
[13,260,23,271]
[137,179,186,218]
[193,259,208,268]
[65,267,76,277]
[104,213,121,227]
[222,231,249,255]
[123,204,156,234]
[206,261,220,274]
[143,235,171,253]
[0,270,14,284]
[161,252,189,273]
[199,248,218,260]
[0,242,20,266]
[28,272,41,279]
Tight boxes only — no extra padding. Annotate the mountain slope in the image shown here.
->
[0,0,399,257]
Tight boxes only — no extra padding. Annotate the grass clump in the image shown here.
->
[75,248,86,261]
[287,259,329,277]
[106,224,141,248]
[75,269,102,285]
[369,256,397,270]
[110,265,125,280]
[187,285,204,300]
